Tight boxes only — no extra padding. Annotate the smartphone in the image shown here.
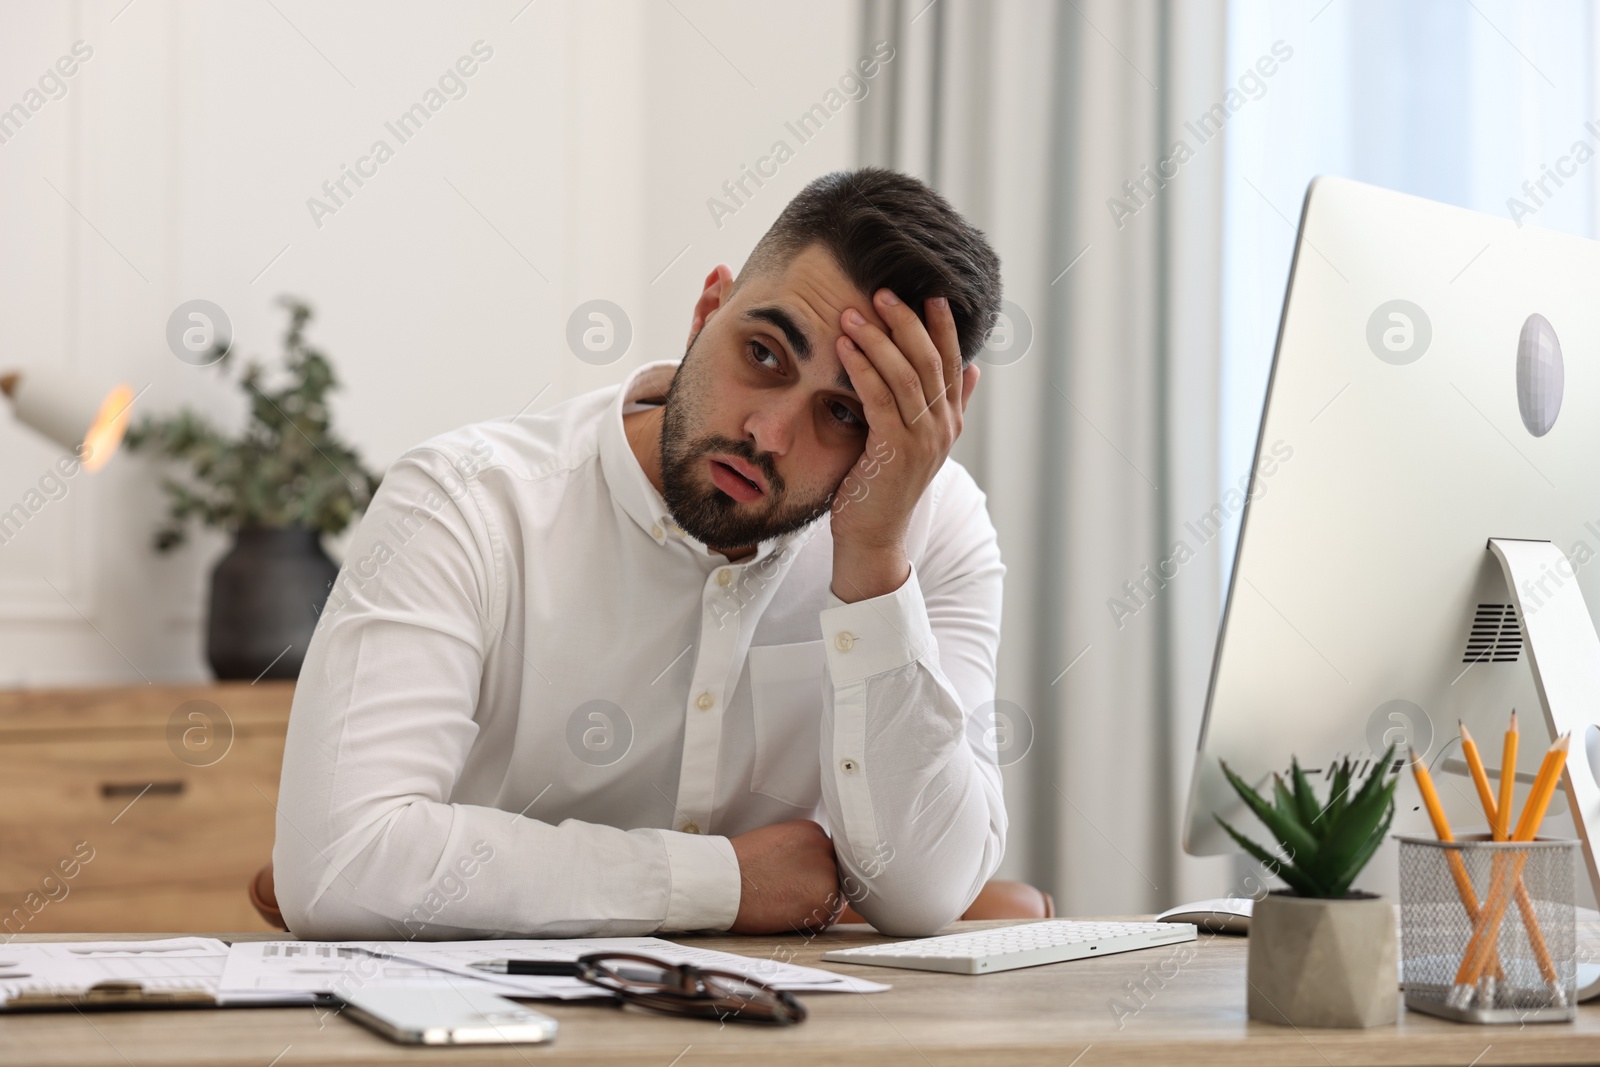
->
[339,984,559,1045]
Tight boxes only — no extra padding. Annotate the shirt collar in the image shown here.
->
[598,359,822,565]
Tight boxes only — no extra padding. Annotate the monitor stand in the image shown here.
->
[1487,537,1600,1002]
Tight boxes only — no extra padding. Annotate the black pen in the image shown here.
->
[472,958,667,983]
[470,959,581,976]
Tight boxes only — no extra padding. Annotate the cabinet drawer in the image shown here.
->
[0,729,283,895]
[0,880,278,934]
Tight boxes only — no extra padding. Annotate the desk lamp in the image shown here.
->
[0,368,134,470]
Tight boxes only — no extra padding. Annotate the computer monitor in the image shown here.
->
[1183,177,1600,943]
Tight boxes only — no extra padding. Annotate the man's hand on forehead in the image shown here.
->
[826,286,980,603]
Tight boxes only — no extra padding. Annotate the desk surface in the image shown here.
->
[4,919,1599,1066]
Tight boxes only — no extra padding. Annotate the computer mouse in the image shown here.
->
[1154,896,1253,935]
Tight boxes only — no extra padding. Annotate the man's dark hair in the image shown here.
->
[739,168,1002,366]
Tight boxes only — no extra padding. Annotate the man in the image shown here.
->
[274,167,1007,940]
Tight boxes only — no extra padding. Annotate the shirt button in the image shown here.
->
[717,568,733,586]
[651,524,664,539]
[840,759,859,774]
[695,691,715,710]
[681,822,700,834]
[834,631,856,652]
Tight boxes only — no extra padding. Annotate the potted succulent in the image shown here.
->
[126,298,380,680]
[1215,743,1400,1028]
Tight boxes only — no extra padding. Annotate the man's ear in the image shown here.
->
[688,264,736,348]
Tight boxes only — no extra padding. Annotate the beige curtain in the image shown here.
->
[856,0,1238,914]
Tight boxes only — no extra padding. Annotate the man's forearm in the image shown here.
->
[831,539,912,604]
[273,789,742,939]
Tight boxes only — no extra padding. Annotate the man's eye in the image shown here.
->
[746,340,781,371]
[829,401,866,430]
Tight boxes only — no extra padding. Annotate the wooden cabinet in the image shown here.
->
[0,684,292,933]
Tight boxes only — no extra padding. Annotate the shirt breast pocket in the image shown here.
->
[747,639,827,808]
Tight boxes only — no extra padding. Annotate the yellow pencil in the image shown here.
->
[1514,732,1568,841]
[1496,710,1519,842]
[1469,714,1557,986]
[1454,734,1565,986]
[1455,733,1569,989]
[1459,722,1500,828]
[1408,746,1504,980]
[1458,722,1509,976]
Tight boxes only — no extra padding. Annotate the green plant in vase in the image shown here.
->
[125,297,380,680]
[1214,742,1401,1029]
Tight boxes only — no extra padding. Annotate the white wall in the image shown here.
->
[0,0,868,684]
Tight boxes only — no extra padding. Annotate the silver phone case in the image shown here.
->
[339,984,559,1045]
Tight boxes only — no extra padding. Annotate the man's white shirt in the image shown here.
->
[274,359,1007,938]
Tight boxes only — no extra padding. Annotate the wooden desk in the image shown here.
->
[4,920,1600,1065]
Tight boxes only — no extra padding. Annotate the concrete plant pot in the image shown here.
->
[1247,890,1397,1028]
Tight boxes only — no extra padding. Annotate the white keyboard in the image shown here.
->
[820,920,1198,975]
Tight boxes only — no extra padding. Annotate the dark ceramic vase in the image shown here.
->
[206,526,339,680]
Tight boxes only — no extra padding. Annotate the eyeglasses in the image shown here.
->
[497,952,807,1025]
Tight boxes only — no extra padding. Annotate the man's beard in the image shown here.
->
[658,336,835,551]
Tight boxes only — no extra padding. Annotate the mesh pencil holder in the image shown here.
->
[1396,833,1578,1023]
